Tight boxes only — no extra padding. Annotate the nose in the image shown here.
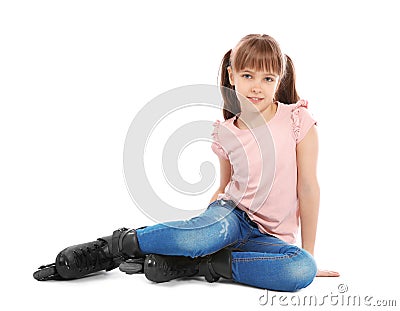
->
[251,81,262,94]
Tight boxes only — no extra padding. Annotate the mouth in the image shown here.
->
[247,97,264,104]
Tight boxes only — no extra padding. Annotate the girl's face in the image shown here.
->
[227,66,280,119]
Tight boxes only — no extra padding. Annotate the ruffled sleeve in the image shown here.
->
[211,120,229,160]
[291,99,317,143]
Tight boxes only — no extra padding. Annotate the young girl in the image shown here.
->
[34,34,339,291]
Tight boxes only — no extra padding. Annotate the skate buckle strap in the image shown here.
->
[204,257,220,283]
[112,228,127,255]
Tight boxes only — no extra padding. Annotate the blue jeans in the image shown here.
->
[136,199,317,291]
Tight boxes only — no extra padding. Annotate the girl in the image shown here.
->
[33,34,339,291]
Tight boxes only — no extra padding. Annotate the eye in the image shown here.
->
[241,74,252,79]
[265,77,274,82]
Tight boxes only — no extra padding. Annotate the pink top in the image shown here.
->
[211,100,316,243]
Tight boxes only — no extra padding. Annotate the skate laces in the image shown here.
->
[73,241,112,272]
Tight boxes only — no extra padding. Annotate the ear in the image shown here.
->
[227,66,235,86]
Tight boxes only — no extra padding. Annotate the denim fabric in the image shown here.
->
[136,199,317,291]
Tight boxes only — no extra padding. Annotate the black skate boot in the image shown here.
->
[143,248,232,283]
[33,227,143,281]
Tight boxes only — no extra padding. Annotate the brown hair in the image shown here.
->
[219,34,300,120]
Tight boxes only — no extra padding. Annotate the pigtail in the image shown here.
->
[275,55,300,105]
[219,49,241,120]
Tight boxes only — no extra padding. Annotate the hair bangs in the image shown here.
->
[232,35,284,76]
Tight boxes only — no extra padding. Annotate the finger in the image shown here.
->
[316,270,340,277]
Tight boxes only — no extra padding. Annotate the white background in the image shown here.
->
[1,0,399,310]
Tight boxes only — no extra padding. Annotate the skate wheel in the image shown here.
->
[33,264,62,281]
[119,258,144,275]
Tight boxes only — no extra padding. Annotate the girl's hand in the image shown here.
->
[316,269,340,277]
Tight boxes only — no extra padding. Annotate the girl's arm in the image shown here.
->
[296,125,320,256]
[297,125,340,277]
[210,157,232,203]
